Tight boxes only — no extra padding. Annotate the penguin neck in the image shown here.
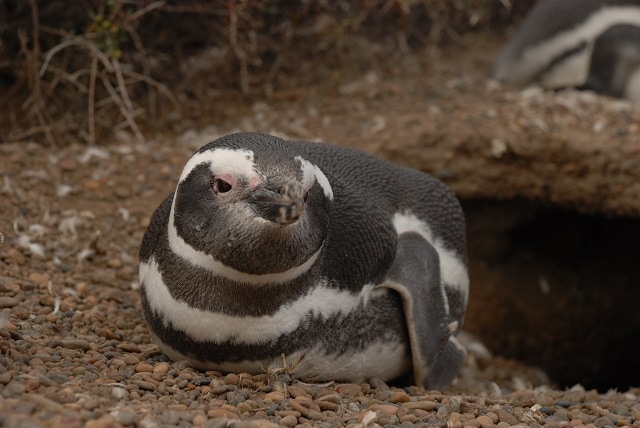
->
[167,203,322,285]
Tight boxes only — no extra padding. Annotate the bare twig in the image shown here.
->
[128,1,166,21]
[41,35,115,75]
[229,5,249,94]
[24,0,57,145]
[111,58,135,116]
[88,56,98,145]
[121,68,180,110]
[40,38,79,78]
[124,25,157,117]
[40,64,90,94]
[99,70,144,142]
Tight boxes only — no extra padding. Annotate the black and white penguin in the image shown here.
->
[139,132,469,389]
[493,0,640,101]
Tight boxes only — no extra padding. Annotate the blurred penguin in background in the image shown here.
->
[493,0,640,102]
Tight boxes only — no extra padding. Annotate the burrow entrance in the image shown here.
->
[462,199,640,392]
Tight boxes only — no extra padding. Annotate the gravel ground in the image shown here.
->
[1,136,639,428]
[2,34,640,428]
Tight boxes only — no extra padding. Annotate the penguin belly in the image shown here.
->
[141,273,411,383]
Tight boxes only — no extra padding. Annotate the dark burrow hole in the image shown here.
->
[461,199,640,392]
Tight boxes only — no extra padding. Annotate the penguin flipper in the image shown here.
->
[423,335,466,390]
[382,232,465,390]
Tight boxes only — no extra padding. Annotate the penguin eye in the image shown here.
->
[213,177,233,194]
[303,190,310,202]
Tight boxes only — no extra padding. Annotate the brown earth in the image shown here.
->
[1,32,640,426]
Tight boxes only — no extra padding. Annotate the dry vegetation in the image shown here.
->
[0,0,533,146]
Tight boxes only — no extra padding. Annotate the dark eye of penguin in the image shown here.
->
[213,176,233,194]
[303,190,310,202]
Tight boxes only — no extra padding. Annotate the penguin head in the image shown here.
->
[168,132,333,277]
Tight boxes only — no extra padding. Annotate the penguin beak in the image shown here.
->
[248,179,306,225]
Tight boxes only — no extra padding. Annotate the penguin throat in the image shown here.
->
[168,202,321,285]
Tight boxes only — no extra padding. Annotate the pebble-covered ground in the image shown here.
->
[2,35,639,428]
[1,135,639,428]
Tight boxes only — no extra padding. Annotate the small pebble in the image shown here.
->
[0,297,19,308]
[476,415,496,428]
[117,343,141,353]
[28,272,50,285]
[25,378,40,391]
[496,408,519,424]
[399,413,417,423]
[376,404,399,416]
[486,411,499,423]
[207,408,240,419]
[123,355,140,365]
[135,363,153,373]
[390,391,411,403]
[61,339,91,351]
[280,415,298,427]
[336,383,362,396]
[153,362,170,376]
[401,400,437,411]
[508,389,538,407]
[6,248,26,265]
[348,402,360,412]
[236,402,252,413]
[136,380,156,391]
[225,373,239,385]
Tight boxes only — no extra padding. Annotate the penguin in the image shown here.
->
[492,0,640,101]
[139,132,469,389]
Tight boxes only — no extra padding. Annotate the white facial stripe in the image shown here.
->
[296,157,316,190]
[140,257,377,344]
[179,148,258,183]
[167,199,320,284]
[392,211,469,304]
[295,156,333,200]
[500,6,640,86]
